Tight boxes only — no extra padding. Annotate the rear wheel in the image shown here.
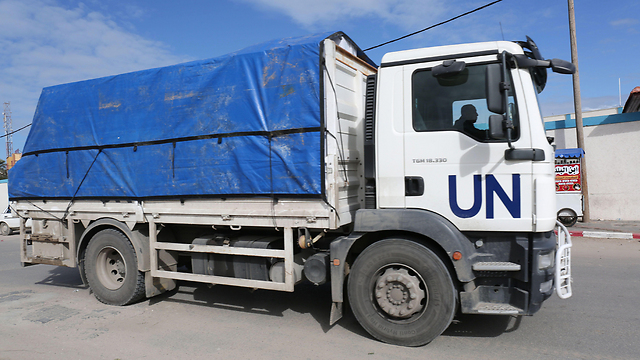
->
[348,239,456,346]
[85,229,145,305]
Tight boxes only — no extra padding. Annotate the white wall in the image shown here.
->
[0,181,8,212]
[546,109,640,220]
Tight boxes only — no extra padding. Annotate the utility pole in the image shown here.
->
[2,102,12,159]
[568,0,590,222]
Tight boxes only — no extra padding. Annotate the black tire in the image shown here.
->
[558,209,578,227]
[85,229,145,305]
[0,222,11,236]
[348,239,456,346]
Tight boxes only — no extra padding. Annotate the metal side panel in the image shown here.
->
[142,198,334,229]
[149,221,296,292]
[14,200,144,229]
[324,40,377,228]
[15,198,336,230]
[21,217,76,267]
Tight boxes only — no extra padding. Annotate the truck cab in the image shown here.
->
[372,40,557,232]
[337,37,574,345]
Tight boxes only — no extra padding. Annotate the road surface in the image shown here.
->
[1,234,639,359]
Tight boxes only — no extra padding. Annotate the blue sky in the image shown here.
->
[1,0,639,159]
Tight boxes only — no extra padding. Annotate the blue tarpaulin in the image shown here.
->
[9,32,365,200]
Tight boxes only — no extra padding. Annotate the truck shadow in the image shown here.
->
[34,265,86,289]
[443,314,522,338]
[32,268,521,340]
[152,280,519,340]
[151,280,369,337]
[31,266,353,336]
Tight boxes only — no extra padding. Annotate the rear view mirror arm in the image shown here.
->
[500,52,515,150]
[512,54,575,75]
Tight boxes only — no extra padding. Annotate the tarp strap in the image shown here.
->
[25,200,64,222]
[62,149,103,221]
[268,134,278,229]
[172,142,176,178]
[23,127,321,157]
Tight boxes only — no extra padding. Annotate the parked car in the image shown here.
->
[0,206,31,235]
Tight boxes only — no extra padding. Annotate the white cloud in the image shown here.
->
[540,96,622,117]
[235,0,510,53]
[0,0,187,157]
[610,18,639,27]
[237,0,450,30]
[582,96,623,112]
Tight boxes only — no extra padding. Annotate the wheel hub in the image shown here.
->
[96,247,126,290]
[375,268,425,318]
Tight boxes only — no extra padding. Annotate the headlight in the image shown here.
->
[538,251,555,269]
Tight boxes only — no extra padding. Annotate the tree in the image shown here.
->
[0,159,7,180]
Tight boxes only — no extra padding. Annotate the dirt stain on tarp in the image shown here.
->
[165,91,198,101]
[24,305,80,324]
[280,85,295,98]
[263,50,286,87]
[99,101,121,110]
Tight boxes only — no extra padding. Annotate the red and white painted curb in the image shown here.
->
[567,230,640,239]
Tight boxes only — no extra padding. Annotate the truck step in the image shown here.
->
[476,302,524,315]
[472,262,521,272]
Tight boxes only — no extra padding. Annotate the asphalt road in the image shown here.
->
[1,234,639,360]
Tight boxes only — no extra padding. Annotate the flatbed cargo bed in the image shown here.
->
[12,32,377,230]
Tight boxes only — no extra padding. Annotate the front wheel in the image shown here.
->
[0,222,11,236]
[558,209,578,227]
[348,239,457,346]
[85,229,145,305]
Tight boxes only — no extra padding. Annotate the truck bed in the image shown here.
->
[12,33,377,230]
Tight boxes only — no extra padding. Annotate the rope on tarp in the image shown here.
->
[61,149,103,222]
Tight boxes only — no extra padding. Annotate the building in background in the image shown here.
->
[545,105,640,221]
[6,150,21,171]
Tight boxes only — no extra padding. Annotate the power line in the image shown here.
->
[364,0,504,52]
[0,122,31,139]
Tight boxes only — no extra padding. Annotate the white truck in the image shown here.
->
[10,32,573,346]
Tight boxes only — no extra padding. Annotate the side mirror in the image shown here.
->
[432,60,466,77]
[550,59,575,74]
[485,64,505,114]
[489,115,507,140]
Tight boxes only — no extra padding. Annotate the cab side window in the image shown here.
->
[412,64,519,141]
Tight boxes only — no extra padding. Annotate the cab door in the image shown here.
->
[402,58,534,232]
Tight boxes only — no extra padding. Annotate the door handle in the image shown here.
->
[505,148,545,161]
[405,177,424,196]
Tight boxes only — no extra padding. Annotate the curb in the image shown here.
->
[567,230,640,239]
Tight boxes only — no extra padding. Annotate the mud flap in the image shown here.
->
[330,302,343,325]
[145,248,178,298]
